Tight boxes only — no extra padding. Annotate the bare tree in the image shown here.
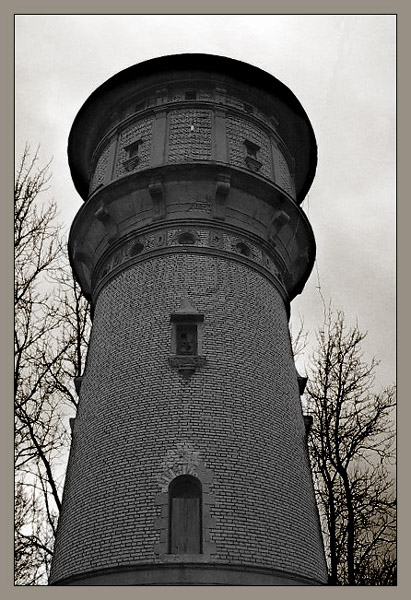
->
[15,480,54,585]
[14,146,90,584]
[290,314,308,358]
[16,147,395,585]
[52,273,90,411]
[305,308,396,585]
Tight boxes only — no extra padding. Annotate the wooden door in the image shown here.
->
[169,476,202,554]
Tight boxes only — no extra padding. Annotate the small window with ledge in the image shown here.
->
[126,139,142,158]
[244,139,259,158]
[169,301,206,377]
[171,313,203,357]
[176,324,198,356]
[243,139,262,173]
[123,139,143,172]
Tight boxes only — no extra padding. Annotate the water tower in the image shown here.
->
[49,54,327,585]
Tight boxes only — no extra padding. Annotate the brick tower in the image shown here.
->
[49,54,327,586]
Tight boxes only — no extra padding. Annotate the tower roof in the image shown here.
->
[68,53,317,204]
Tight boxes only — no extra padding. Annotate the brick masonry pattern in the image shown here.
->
[50,253,327,584]
[275,144,295,197]
[88,90,296,200]
[89,142,111,194]
[93,226,282,295]
[114,117,154,178]
[226,116,272,179]
[167,109,213,162]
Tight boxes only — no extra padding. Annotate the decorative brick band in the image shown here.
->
[91,224,289,304]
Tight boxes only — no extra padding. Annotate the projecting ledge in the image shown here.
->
[51,562,327,586]
[168,355,206,377]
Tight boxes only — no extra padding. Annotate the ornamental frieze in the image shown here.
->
[92,225,283,295]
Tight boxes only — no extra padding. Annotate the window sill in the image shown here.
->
[168,355,206,377]
[245,155,262,172]
[123,156,140,172]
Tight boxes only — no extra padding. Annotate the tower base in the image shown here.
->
[51,563,325,586]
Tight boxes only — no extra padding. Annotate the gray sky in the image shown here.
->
[15,14,396,390]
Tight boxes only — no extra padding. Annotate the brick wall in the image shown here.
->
[226,115,272,179]
[168,109,213,162]
[87,87,296,200]
[114,117,153,178]
[50,253,327,584]
[274,143,295,197]
[89,141,111,194]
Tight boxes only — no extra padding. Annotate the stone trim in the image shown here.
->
[267,209,291,245]
[91,92,284,163]
[91,223,287,299]
[153,444,216,559]
[151,109,168,168]
[168,355,206,378]
[92,245,290,315]
[168,299,206,377]
[245,155,263,172]
[213,172,230,220]
[94,205,119,244]
[148,177,166,220]
[72,161,314,301]
[86,94,297,204]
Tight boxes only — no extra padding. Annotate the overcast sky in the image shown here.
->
[15,14,396,390]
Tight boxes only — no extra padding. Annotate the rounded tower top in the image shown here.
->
[68,53,317,204]
[67,52,318,305]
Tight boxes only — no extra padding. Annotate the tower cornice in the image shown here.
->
[68,162,315,305]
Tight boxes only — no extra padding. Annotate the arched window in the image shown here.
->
[236,241,251,257]
[169,475,202,554]
[178,231,196,245]
[130,240,144,256]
